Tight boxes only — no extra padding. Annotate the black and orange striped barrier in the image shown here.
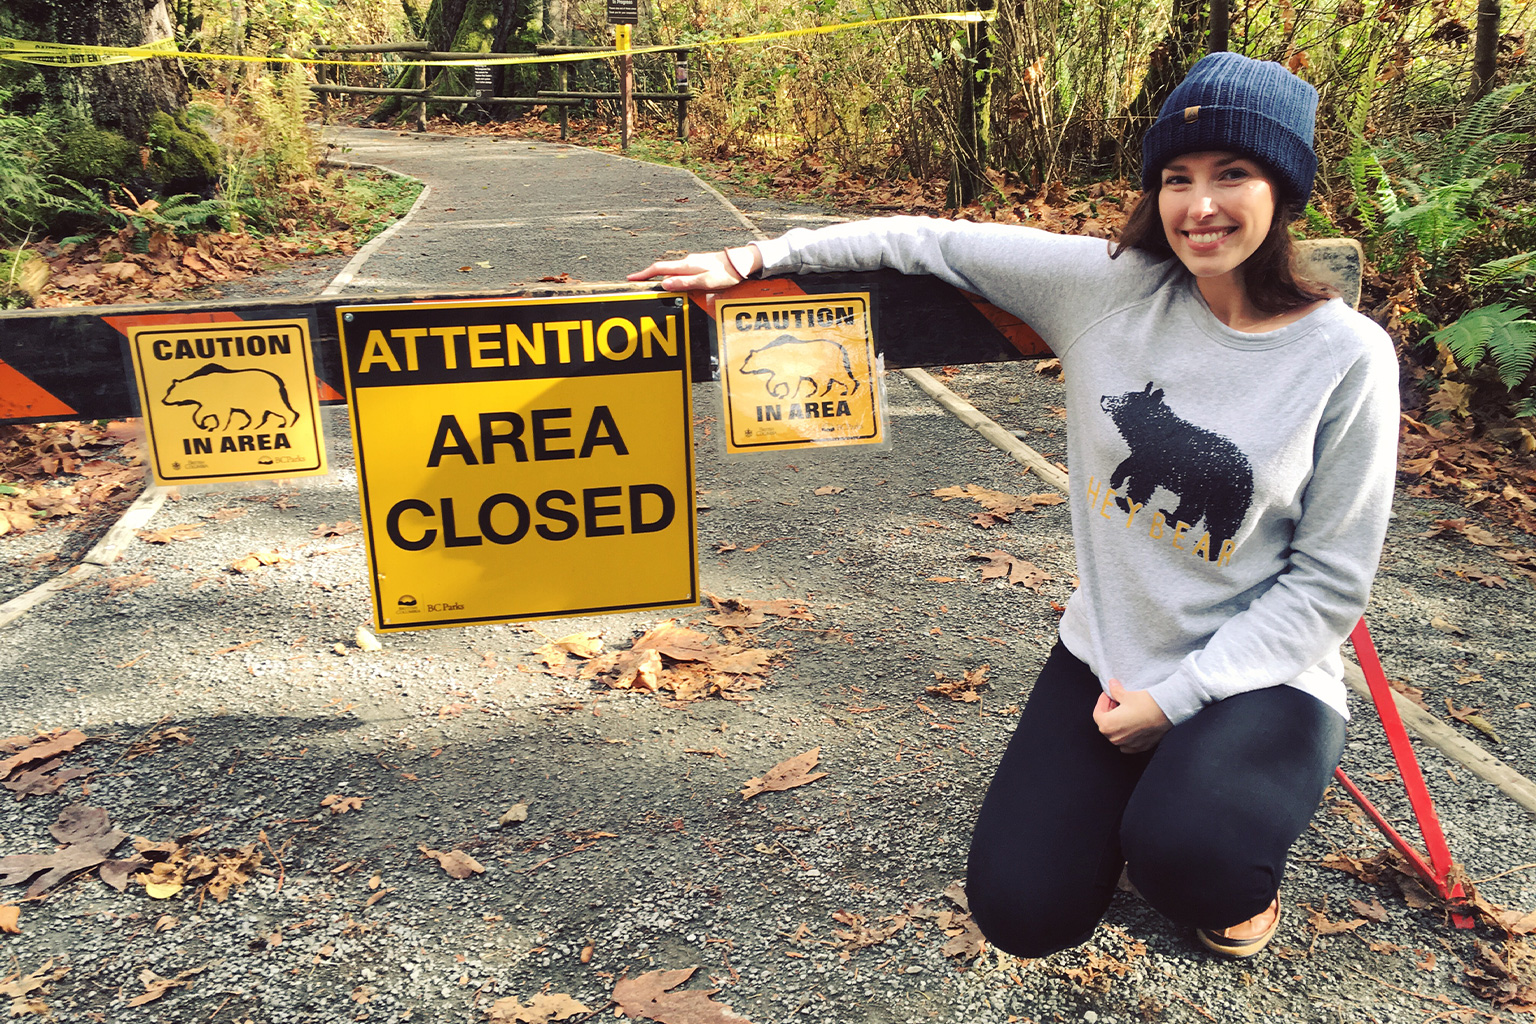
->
[0,272,1047,425]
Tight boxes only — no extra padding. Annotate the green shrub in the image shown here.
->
[0,90,59,240]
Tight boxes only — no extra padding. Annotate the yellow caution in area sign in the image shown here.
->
[337,293,697,631]
[716,293,883,453]
[127,318,328,483]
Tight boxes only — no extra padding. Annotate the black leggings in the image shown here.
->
[966,642,1345,958]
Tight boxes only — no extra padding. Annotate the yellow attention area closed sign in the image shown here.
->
[716,293,882,453]
[337,293,697,631]
[127,318,328,483]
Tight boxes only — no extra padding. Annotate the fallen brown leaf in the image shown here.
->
[126,966,202,1007]
[612,967,753,1023]
[321,794,368,815]
[1306,904,1369,935]
[136,524,203,544]
[487,992,593,1023]
[0,905,18,934]
[420,845,484,879]
[971,549,1050,591]
[0,730,88,780]
[741,748,828,801]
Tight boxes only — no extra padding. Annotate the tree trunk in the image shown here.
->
[1121,0,1204,174]
[1209,0,1229,53]
[372,0,538,122]
[6,0,190,140]
[947,11,992,209]
[1469,0,1500,101]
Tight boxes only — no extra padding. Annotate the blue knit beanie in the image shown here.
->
[1141,51,1318,204]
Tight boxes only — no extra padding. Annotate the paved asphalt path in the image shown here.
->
[321,127,760,291]
[2,129,1535,1024]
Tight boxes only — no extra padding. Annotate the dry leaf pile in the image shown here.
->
[830,910,907,954]
[0,729,93,800]
[1400,416,1536,539]
[321,793,369,815]
[127,965,207,1008]
[928,881,987,959]
[132,829,262,901]
[612,967,753,1024]
[123,725,194,760]
[926,665,991,704]
[487,992,591,1023]
[1464,939,1536,1011]
[230,549,291,574]
[1417,516,1536,587]
[0,422,144,537]
[740,748,827,801]
[703,594,814,628]
[137,523,204,544]
[932,484,1065,528]
[34,216,356,309]
[543,620,785,703]
[0,961,70,1017]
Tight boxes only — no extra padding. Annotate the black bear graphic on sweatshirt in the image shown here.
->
[1100,382,1254,557]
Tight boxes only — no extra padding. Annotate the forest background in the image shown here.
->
[1,0,1534,533]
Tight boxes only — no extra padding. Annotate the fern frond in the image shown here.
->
[1429,302,1519,370]
[1470,251,1536,292]
[1434,83,1531,184]
[1429,302,1536,391]
[1484,313,1536,391]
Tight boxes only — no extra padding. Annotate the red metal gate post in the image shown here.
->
[1336,619,1474,928]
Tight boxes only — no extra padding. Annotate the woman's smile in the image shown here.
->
[1159,151,1276,283]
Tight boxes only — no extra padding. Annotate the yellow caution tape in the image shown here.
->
[0,35,179,67]
[0,10,994,70]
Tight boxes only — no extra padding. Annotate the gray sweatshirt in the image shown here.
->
[755,217,1400,723]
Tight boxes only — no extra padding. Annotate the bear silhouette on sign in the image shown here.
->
[738,334,860,400]
[1100,382,1254,558]
[162,364,300,432]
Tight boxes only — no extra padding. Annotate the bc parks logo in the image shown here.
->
[396,595,464,614]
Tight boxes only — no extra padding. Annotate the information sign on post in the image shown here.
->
[126,318,329,484]
[337,294,698,632]
[607,0,638,23]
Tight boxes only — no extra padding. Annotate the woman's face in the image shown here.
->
[1157,151,1276,282]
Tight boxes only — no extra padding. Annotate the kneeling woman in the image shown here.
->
[631,52,1399,958]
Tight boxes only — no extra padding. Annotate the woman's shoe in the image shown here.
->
[1197,897,1280,958]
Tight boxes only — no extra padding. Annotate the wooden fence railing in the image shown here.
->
[311,41,693,142]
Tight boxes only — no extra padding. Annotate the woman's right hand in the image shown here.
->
[628,246,762,313]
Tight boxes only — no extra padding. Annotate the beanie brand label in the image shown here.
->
[1183,105,1200,122]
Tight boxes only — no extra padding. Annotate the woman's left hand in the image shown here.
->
[1092,679,1172,754]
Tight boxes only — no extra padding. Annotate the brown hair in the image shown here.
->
[1110,185,1331,317]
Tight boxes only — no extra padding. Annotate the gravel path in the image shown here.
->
[2,133,1535,1024]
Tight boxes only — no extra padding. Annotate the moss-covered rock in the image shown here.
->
[147,111,220,192]
[0,249,49,309]
[48,123,140,186]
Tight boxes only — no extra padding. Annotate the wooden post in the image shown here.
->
[416,60,428,132]
[1470,0,1501,101]
[675,53,688,141]
[559,61,569,140]
[616,24,633,151]
[316,55,329,116]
